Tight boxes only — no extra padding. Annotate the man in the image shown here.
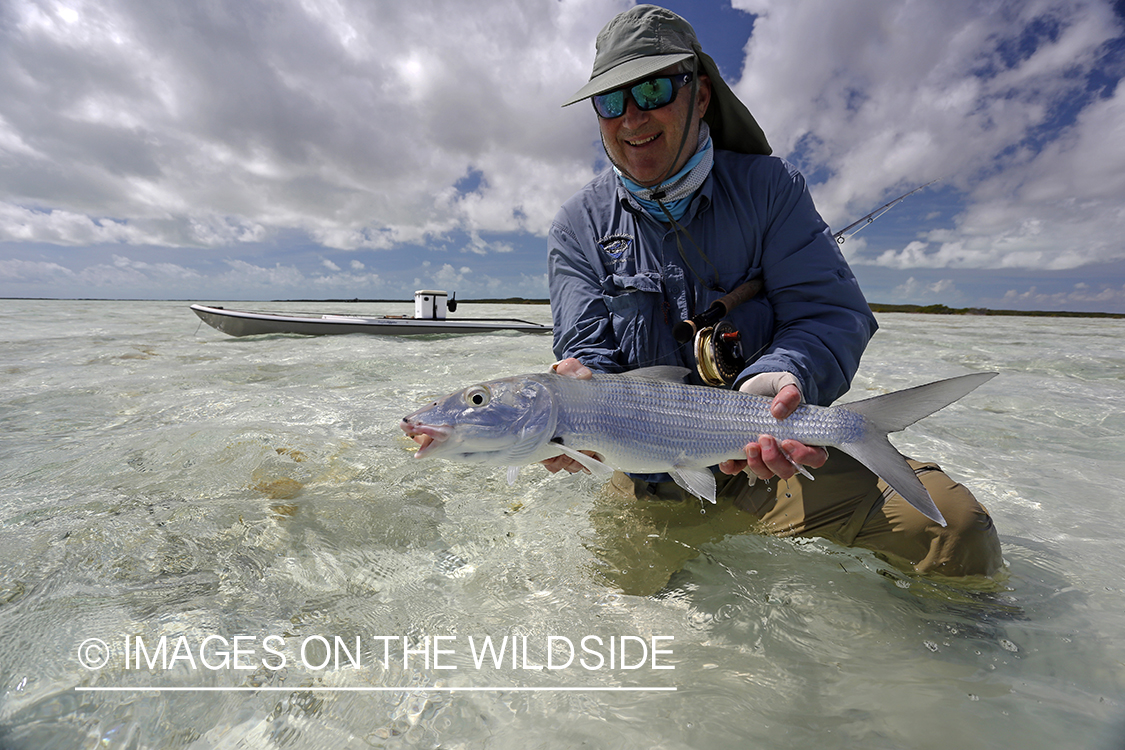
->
[546,5,1001,582]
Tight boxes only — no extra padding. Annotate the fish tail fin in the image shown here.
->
[838,372,997,527]
[845,372,997,433]
[839,434,946,526]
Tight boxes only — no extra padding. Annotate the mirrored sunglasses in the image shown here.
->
[592,73,694,119]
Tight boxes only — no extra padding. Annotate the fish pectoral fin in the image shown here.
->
[553,444,614,477]
[506,466,521,485]
[669,466,717,504]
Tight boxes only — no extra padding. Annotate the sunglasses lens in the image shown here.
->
[593,90,626,119]
[592,75,688,119]
[632,78,674,110]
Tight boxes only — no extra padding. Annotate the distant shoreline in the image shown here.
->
[866,303,1125,319]
[2,297,1123,319]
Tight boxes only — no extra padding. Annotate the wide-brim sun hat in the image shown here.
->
[563,4,771,156]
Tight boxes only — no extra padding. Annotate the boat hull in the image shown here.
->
[190,304,552,337]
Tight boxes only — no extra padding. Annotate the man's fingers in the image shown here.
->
[742,434,826,482]
[542,449,601,474]
[543,455,581,474]
[743,441,774,482]
[551,358,593,380]
[770,384,803,420]
[780,439,828,468]
[719,458,747,475]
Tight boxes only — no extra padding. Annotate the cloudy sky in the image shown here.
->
[2,0,1124,312]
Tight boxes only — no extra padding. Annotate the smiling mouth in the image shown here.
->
[626,133,660,147]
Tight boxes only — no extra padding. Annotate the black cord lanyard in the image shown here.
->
[654,197,726,295]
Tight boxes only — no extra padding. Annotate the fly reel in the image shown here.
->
[693,321,745,386]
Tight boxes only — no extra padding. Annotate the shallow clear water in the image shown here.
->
[1,300,1123,749]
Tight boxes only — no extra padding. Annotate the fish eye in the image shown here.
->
[463,385,491,407]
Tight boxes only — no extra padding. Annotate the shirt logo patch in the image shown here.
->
[597,233,633,261]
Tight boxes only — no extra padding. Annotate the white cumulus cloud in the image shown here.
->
[734,0,1125,271]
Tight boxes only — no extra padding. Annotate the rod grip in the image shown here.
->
[672,278,762,343]
[713,278,762,315]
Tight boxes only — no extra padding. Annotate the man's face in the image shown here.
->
[598,67,711,188]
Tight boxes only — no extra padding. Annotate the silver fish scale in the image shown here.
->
[552,374,866,467]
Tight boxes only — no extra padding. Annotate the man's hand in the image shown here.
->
[718,372,828,482]
[551,357,592,380]
[542,358,602,474]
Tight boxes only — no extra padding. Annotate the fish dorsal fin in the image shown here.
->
[622,366,691,382]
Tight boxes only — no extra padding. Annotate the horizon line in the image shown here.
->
[75,685,678,693]
[3,297,1123,318]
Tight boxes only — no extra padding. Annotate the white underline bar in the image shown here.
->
[76,686,676,693]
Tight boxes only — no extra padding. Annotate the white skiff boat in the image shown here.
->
[191,291,552,337]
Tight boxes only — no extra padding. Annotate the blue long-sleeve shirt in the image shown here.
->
[548,150,877,407]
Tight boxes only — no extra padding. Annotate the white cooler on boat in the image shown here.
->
[414,290,448,320]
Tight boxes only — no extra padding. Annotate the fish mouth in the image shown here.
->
[400,419,453,457]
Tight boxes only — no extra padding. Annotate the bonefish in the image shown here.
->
[400,368,997,526]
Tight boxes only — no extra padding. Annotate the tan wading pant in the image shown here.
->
[590,452,1002,596]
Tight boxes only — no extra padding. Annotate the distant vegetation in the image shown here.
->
[867,303,1125,319]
